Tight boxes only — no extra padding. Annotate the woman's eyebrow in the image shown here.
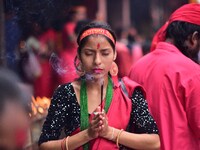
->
[83,48,95,51]
[83,48,111,51]
[100,48,111,52]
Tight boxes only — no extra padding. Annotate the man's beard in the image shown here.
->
[176,42,200,64]
[197,51,200,64]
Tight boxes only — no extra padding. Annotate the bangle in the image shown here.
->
[109,127,115,140]
[66,136,70,150]
[116,129,124,148]
[61,137,66,150]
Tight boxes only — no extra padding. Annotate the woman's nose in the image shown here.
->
[94,53,101,65]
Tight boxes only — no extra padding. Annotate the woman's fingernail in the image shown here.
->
[93,112,98,115]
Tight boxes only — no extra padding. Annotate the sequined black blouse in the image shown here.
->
[38,83,158,145]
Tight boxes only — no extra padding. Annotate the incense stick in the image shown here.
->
[100,81,104,112]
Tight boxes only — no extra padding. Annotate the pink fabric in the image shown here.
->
[151,3,200,51]
[129,42,200,150]
[56,48,78,85]
[71,76,144,150]
[33,29,56,98]
[53,21,79,85]
[63,22,77,49]
[55,23,78,84]
[132,44,143,64]
[33,59,54,98]
[39,29,56,46]
[115,42,143,78]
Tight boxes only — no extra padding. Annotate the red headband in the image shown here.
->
[151,3,200,51]
[79,28,115,44]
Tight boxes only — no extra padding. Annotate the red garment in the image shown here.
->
[151,3,200,51]
[54,21,79,85]
[35,25,78,95]
[115,42,143,78]
[39,29,56,49]
[33,29,56,98]
[71,76,144,150]
[56,49,78,85]
[33,59,54,98]
[63,22,77,50]
[129,42,200,150]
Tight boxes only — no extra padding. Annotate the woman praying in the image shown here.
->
[38,21,160,150]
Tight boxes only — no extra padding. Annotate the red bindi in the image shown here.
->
[97,43,100,49]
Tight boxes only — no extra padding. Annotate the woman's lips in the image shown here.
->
[93,68,103,73]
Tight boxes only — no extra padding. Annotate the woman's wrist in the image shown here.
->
[102,126,116,141]
[85,129,96,141]
[116,129,124,148]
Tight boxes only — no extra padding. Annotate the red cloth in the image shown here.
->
[34,26,79,97]
[71,76,144,150]
[39,29,56,48]
[54,21,79,85]
[33,59,54,98]
[63,22,77,50]
[56,48,78,85]
[129,42,200,150]
[33,29,56,98]
[115,42,143,78]
[151,3,200,51]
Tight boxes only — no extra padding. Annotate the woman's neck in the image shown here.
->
[86,76,108,91]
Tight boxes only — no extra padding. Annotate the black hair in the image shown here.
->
[165,21,200,59]
[75,19,91,35]
[0,68,30,115]
[142,40,151,55]
[76,21,117,55]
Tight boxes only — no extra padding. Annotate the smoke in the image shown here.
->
[49,53,76,76]
[85,73,94,81]
[84,72,105,86]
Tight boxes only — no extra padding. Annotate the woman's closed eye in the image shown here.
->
[101,49,112,56]
[83,49,94,56]
[85,52,94,56]
[102,52,110,56]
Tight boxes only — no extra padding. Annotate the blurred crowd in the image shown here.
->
[4,4,150,98]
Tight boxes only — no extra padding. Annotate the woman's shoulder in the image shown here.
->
[121,76,142,87]
[71,80,81,92]
[53,82,75,96]
[51,82,77,105]
[56,82,73,90]
[53,80,81,99]
[120,76,146,98]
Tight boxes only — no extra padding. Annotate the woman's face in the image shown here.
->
[80,35,116,80]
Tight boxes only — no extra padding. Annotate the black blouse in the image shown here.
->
[38,83,158,145]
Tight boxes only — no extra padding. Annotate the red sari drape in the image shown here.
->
[70,76,145,150]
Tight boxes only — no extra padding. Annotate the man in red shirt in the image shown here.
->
[129,3,200,150]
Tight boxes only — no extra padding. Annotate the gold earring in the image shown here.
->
[109,62,118,76]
